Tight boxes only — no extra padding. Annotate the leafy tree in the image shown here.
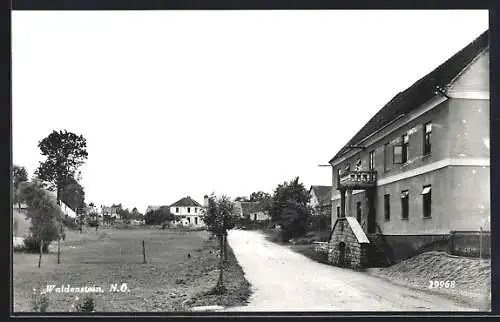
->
[34,130,87,261]
[201,194,238,294]
[103,213,115,226]
[249,191,271,202]
[59,176,85,213]
[249,190,272,211]
[144,206,174,225]
[120,208,132,224]
[76,203,87,233]
[131,207,143,221]
[269,177,311,241]
[34,130,88,205]
[87,202,99,230]
[12,165,28,210]
[20,180,63,262]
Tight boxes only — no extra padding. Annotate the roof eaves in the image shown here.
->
[328,30,488,165]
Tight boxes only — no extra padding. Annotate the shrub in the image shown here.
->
[145,207,174,225]
[87,220,99,227]
[23,235,50,253]
[31,288,49,312]
[309,214,330,231]
[72,295,95,312]
[20,181,63,245]
[62,215,79,230]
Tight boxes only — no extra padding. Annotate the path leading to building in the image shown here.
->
[225,229,479,312]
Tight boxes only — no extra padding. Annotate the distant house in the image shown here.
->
[308,185,332,217]
[145,205,161,215]
[13,190,77,219]
[101,206,118,219]
[234,201,270,221]
[169,196,205,227]
[45,190,77,219]
[59,201,77,219]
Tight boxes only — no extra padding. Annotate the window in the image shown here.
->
[400,190,409,219]
[176,207,179,213]
[422,185,432,218]
[188,207,191,213]
[337,206,340,218]
[187,217,191,223]
[195,208,197,213]
[424,122,432,155]
[195,217,198,225]
[384,194,390,221]
[254,214,257,221]
[356,202,362,223]
[384,143,390,171]
[401,134,409,163]
[393,145,403,164]
[369,151,375,170]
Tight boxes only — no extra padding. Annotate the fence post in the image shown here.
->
[142,240,147,264]
[479,227,483,259]
[38,240,43,268]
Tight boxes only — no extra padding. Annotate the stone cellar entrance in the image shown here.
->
[328,217,370,269]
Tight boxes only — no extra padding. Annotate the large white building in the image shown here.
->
[169,196,205,227]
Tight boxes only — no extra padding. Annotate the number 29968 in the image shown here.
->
[428,280,455,289]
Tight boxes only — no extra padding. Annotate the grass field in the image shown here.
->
[13,227,250,312]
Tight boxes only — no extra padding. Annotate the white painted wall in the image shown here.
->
[60,201,77,218]
[170,206,205,227]
[249,211,270,221]
[170,206,203,216]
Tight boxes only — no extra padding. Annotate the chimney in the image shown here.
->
[204,195,209,207]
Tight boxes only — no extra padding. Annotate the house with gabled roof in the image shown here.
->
[326,31,490,269]
[144,205,161,215]
[169,196,205,227]
[308,185,332,217]
[234,201,270,222]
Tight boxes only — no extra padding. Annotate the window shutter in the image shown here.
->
[393,145,403,164]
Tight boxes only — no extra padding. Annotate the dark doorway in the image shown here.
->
[338,242,346,267]
[356,202,362,223]
[368,189,377,234]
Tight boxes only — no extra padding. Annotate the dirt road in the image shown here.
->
[225,229,479,312]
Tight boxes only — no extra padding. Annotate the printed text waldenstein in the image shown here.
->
[45,285,104,293]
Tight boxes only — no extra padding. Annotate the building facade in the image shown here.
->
[327,31,490,268]
[234,201,271,221]
[169,196,205,227]
[309,185,332,217]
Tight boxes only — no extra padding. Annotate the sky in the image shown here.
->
[12,10,488,213]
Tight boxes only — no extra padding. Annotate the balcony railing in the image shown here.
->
[338,170,377,189]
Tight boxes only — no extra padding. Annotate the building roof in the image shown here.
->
[170,196,203,208]
[240,201,269,217]
[329,30,489,163]
[345,217,370,244]
[102,206,118,214]
[310,185,332,206]
[145,205,161,213]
